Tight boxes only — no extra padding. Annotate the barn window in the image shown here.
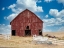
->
[39,30,42,36]
[12,30,16,36]
[26,26,29,29]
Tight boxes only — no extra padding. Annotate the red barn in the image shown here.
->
[10,9,43,36]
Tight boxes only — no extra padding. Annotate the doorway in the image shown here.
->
[39,30,42,35]
[12,30,16,36]
[25,30,31,36]
[25,26,31,36]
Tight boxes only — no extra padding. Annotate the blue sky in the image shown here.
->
[0,0,64,34]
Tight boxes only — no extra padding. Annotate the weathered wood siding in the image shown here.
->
[10,9,43,36]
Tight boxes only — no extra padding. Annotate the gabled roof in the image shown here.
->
[10,9,43,24]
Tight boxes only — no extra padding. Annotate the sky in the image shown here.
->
[0,0,64,34]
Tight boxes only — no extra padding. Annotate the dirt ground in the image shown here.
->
[0,32,64,48]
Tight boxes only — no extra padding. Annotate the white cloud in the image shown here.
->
[49,9,59,17]
[43,23,52,32]
[8,4,16,9]
[0,24,11,34]
[45,15,48,18]
[56,18,62,21]
[49,9,64,25]
[4,13,18,21]
[43,29,52,32]
[43,9,64,32]
[8,4,16,12]
[5,0,43,21]
[2,7,5,10]
[44,0,53,3]
[43,17,64,26]
[42,9,64,27]
[57,0,64,5]
[43,18,64,32]
[8,0,43,12]
[43,24,52,32]
[58,26,64,32]
[49,9,64,18]
[37,6,43,12]
[43,18,56,26]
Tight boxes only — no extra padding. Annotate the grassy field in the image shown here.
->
[0,32,64,48]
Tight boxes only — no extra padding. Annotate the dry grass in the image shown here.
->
[0,32,64,48]
[43,32,64,38]
[58,36,64,40]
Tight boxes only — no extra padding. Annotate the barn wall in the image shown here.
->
[11,9,43,36]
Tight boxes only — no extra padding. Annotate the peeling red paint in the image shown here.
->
[10,9,43,36]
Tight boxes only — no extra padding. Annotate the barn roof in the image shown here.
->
[10,9,43,24]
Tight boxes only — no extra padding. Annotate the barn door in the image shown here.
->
[25,26,31,36]
[25,30,31,36]
[12,30,16,36]
[39,30,42,36]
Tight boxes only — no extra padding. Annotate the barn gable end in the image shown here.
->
[10,9,43,24]
[10,9,43,36]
